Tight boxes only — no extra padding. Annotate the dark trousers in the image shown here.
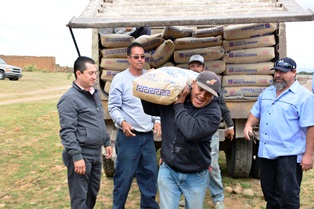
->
[259,156,303,209]
[113,129,159,209]
[63,151,102,209]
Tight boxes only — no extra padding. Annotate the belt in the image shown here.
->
[131,130,152,134]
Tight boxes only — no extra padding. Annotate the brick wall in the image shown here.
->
[0,55,56,71]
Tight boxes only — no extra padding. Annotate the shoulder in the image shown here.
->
[204,99,220,112]
[111,69,129,83]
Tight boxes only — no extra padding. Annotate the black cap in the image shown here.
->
[270,57,297,72]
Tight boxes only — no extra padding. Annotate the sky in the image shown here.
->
[0,0,313,69]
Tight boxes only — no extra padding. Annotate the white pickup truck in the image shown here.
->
[0,58,23,81]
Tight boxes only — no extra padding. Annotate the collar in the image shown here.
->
[75,82,95,94]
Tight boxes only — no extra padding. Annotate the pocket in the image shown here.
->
[77,128,87,144]
[84,160,92,177]
[197,169,208,177]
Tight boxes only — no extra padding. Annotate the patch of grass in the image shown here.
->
[0,71,72,98]
[0,98,69,208]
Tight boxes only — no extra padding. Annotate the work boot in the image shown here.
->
[214,201,225,209]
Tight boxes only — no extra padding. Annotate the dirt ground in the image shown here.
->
[3,83,313,209]
[98,170,266,209]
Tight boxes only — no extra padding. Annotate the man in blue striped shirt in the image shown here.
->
[244,57,314,209]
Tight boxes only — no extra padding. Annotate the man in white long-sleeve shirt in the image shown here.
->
[108,42,161,209]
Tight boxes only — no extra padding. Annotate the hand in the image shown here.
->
[147,68,155,72]
[159,158,163,165]
[225,128,235,141]
[104,146,113,159]
[153,122,162,138]
[301,153,313,171]
[174,85,190,104]
[74,159,86,175]
[243,125,253,141]
[121,120,136,137]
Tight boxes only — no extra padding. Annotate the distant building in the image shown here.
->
[0,55,56,72]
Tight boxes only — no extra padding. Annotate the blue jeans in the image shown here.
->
[260,156,303,209]
[113,130,159,209]
[158,163,209,209]
[208,131,224,203]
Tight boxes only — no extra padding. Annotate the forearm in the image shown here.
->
[222,111,234,128]
[243,113,259,140]
[305,126,314,157]
[245,113,259,127]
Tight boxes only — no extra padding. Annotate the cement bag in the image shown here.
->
[222,75,273,87]
[133,67,198,105]
[223,35,276,51]
[225,62,274,75]
[147,40,175,68]
[204,60,225,74]
[135,33,164,50]
[223,86,267,98]
[100,34,135,48]
[101,58,150,71]
[104,81,111,94]
[223,23,277,40]
[223,47,275,64]
[174,46,225,64]
[192,26,224,37]
[174,36,223,50]
[100,70,120,82]
[176,60,225,75]
[162,26,194,39]
[160,62,175,67]
[101,47,127,58]
[100,58,129,71]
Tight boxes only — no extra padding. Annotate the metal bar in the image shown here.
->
[69,27,81,57]
[67,12,314,28]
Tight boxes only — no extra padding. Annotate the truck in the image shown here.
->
[67,0,314,178]
[0,58,23,81]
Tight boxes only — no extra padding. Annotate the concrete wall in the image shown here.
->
[0,55,56,71]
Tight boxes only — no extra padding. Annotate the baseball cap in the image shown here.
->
[188,54,204,65]
[270,57,297,72]
[196,71,221,97]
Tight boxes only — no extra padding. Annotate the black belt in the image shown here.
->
[131,130,152,134]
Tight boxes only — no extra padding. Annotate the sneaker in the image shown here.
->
[179,200,185,207]
[214,201,225,209]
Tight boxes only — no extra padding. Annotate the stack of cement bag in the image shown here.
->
[99,23,277,100]
[222,23,276,100]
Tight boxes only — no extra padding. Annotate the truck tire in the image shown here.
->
[0,71,5,80]
[226,138,253,178]
[9,78,19,81]
[102,155,115,178]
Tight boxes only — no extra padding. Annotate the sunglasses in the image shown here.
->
[274,61,294,69]
[130,55,145,60]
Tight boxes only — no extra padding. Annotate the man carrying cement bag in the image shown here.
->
[141,71,222,209]
[187,54,233,209]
